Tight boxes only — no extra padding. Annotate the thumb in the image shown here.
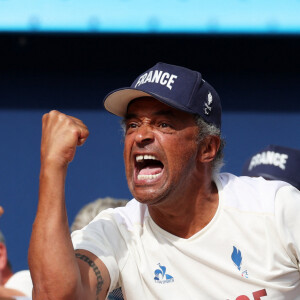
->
[77,127,90,146]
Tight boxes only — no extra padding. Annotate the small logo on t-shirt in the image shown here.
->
[231,246,249,278]
[154,263,174,284]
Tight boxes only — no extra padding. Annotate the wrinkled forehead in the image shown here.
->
[124,96,198,129]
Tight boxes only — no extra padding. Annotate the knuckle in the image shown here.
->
[42,113,49,121]
[70,127,80,137]
[58,113,67,122]
[49,110,59,116]
[65,118,76,128]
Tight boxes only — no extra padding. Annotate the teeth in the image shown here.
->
[136,154,157,162]
[137,173,162,180]
[136,155,144,162]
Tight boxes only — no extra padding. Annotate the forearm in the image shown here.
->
[28,163,82,300]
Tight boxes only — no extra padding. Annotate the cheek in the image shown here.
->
[123,137,133,170]
[165,131,198,154]
[123,148,129,171]
[165,138,199,170]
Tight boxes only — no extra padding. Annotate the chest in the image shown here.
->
[119,213,300,299]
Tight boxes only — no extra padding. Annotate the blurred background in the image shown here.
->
[0,0,299,272]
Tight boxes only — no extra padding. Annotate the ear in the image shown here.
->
[0,242,8,271]
[198,136,221,163]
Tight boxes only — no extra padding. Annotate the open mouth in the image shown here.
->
[135,154,164,181]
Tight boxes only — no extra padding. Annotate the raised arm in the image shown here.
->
[28,110,110,300]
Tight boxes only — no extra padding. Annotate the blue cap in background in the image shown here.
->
[242,145,300,190]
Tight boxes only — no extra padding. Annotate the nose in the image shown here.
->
[134,124,155,146]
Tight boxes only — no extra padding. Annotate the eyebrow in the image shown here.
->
[124,109,176,121]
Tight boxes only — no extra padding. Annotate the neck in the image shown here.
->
[148,173,219,239]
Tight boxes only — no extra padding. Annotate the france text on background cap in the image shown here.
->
[242,145,300,190]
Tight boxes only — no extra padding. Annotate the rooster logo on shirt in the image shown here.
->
[231,246,249,278]
[154,263,174,283]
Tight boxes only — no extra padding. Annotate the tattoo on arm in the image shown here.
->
[75,253,104,297]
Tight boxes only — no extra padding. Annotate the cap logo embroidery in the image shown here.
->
[134,70,178,90]
[248,151,288,171]
[204,92,213,115]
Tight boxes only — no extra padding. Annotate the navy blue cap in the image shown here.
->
[242,145,300,190]
[103,62,222,128]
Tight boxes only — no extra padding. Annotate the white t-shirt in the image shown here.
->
[71,173,300,299]
[4,270,32,298]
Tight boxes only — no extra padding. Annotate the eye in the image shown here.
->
[159,122,170,128]
[157,122,174,133]
[128,123,138,129]
[125,121,139,133]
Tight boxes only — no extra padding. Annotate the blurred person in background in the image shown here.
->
[71,197,129,300]
[0,210,32,299]
[70,197,129,233]
[242,144,300,190]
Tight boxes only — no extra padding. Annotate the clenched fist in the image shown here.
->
[41,110,89,168]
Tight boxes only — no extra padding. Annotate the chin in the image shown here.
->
[131,190,156,204]
[131,186,170,206]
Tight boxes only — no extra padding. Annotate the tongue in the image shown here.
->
[139,166,163,176]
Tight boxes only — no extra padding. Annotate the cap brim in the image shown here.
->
[104,88,152,117]
[104,87,195,117]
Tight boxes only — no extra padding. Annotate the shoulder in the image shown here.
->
[274,185,300,221]
[109,198,148,229]
[81,198,148,232]
[216,172,292,214]
[273,185,300,262]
